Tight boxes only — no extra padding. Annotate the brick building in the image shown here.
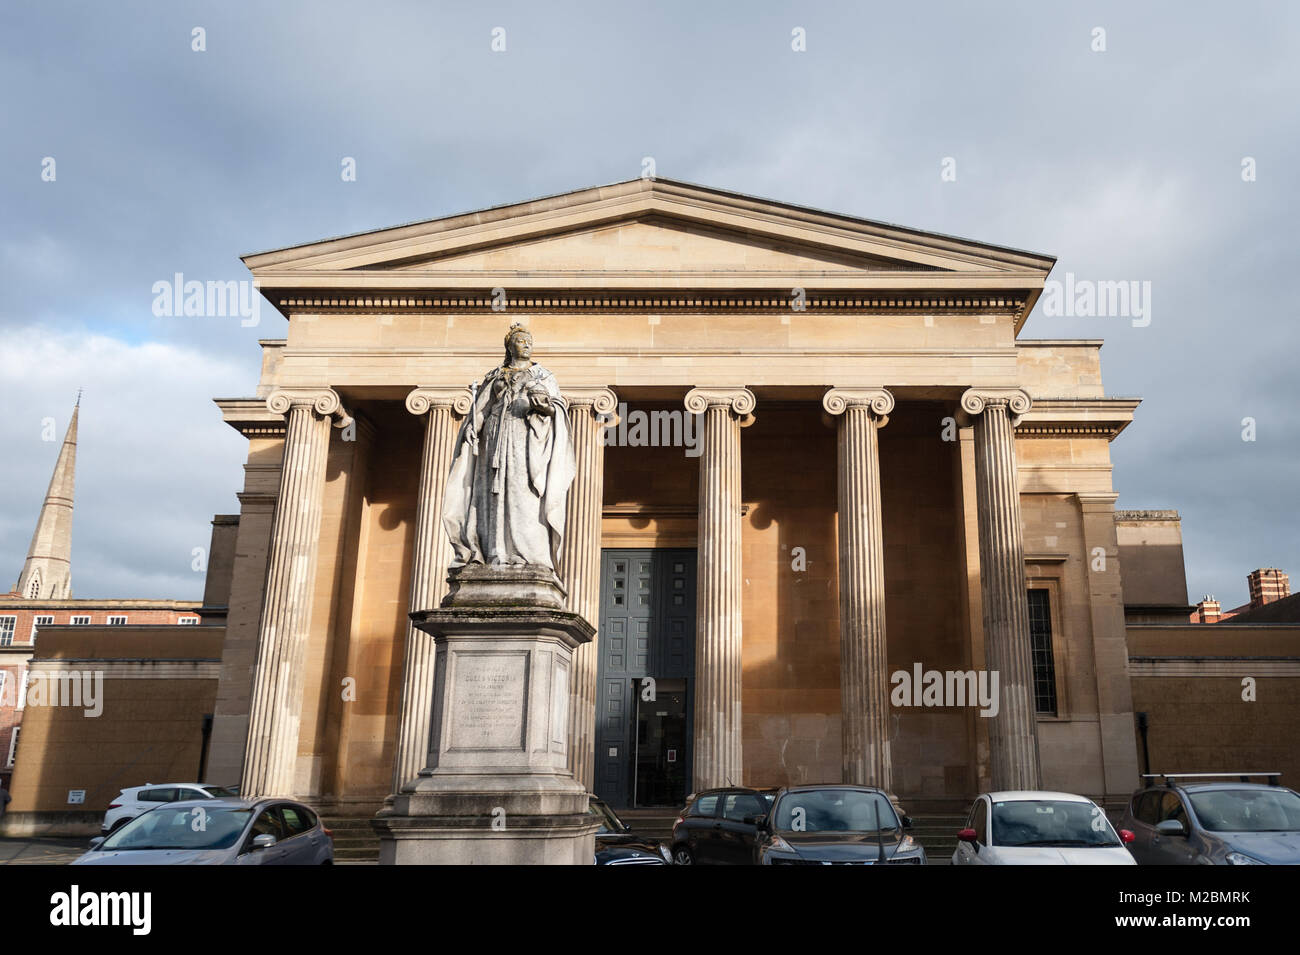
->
[1,402,199,789]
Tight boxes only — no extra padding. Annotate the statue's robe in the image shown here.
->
[443,362,574,570]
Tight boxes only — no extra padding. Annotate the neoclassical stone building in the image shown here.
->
[207,179,1141,811]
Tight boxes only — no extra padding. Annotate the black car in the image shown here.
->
[754,784,927,865]
[671,787,776,864]
[590,796,671,865]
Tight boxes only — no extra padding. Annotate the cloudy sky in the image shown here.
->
[1,1,1296,606]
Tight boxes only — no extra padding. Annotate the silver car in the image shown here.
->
[72,797,333,865]
[1121,776,1300,865]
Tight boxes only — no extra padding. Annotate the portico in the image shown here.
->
[208,178,1140,811]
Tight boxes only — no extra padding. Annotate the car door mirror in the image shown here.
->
[252,833,278,849]
[901,815,914,830]
[748,815,768,831]
[88,836,105,850]
[1119,829,1136,844]
[958,827,978,843]
[1155,819,1186,837]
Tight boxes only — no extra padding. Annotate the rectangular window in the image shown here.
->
[106,615,128,626]
[71,615,91,625]
[31,615,54,642]
[1026,589,1058,716]
[178,617,199,625]
[6,726,18,767]
[0,616,15,647]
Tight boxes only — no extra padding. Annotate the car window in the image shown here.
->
[723,792,767,822]
[991,799,1120,848]
[968,800,988,843]
[688,795,719,818]
[1132,791,1160,825]
[772,790,898,833]
[103,808,252,851]
[1188,788,1300,832]
[201,785,237,798]
[245,808,285,849]
[140,787,177,803]
[279,805,314,836]
[1159,792,1188,826]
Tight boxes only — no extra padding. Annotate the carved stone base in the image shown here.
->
[373,573,597,864]
[442,562,567,610]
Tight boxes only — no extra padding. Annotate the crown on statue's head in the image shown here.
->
[505,322,532,346]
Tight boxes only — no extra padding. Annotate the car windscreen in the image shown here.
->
[991,800,1120,847]
[101,807,253,851]
[201,785,237,797]
[772,790,898,833]
[1188,788,1300,833]
[587,800,625,834]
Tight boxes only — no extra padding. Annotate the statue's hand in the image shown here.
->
[528,391,553,415]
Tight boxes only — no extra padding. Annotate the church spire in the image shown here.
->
[15,401,78,600]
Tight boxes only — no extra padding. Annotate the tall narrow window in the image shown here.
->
[6,726,19,767]
[0,616,16,648]
[1026,589,1058,716]
[28,577,40,599]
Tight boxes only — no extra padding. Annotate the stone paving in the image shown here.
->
[0,836,87,865]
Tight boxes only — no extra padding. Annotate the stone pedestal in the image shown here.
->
[373,566,598,865]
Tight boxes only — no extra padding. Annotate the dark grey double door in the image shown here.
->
[593,548,696,809]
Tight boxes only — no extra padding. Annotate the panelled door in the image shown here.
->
[593,548,696,808]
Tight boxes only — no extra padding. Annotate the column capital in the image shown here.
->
[405,386,474,417]
[959,387,1032,426]
[822,387,894,421]
[266,388,353,429]
[684,386,756,419]
[562,387,619,425]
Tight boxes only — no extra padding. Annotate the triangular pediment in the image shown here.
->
[242,179,1055,316]
[388,216,939,274]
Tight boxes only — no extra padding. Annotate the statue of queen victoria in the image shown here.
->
[442,323,575,574]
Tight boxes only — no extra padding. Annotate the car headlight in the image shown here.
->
[659,845,672,863]
[1225,851,1265,865]
[894,835,921,853]
[769,834,794,853]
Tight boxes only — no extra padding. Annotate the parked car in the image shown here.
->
[1121,773,1300,865]
[590,796,671,865]
[671,787,775,864]
[74,797,333,865]
[101,783,238,836]
[952,791,1136,865]
[753,785,926,865]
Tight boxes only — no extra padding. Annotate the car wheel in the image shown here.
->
[673,846,694,865]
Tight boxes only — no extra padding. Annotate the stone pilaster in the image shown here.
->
[560,387,618,789]
[683,387,755,791]
[822,388,894,790]
[391,387,473,791]
[242,388,352,798]
[1077,491,1141,798]
[960,387,1042,791]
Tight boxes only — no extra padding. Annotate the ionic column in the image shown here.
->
[822,388,894,790]
[560,388,618,788]
[391,387,473,791]
[960,387,1042,791]
[684,387,755,791]
[242,388,352,798]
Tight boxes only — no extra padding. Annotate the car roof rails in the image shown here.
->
[1141,772,1282,787]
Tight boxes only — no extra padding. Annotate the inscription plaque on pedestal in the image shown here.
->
[449,653,527,750]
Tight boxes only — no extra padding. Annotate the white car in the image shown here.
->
[102,783,237,836]
[952,791,1137,865]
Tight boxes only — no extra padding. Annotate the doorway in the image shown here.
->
[593,548,696,808]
